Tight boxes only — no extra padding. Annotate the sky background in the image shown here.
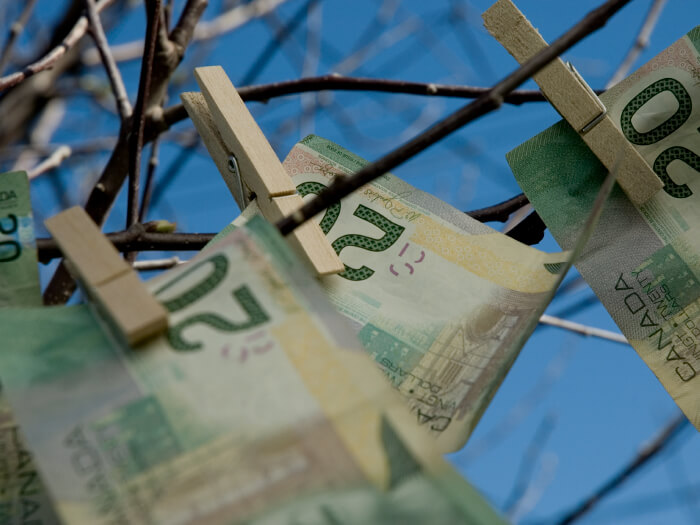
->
[6,0,700,523]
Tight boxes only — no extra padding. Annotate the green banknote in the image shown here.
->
[0,171,40,307]
[0,170,59,525]
[0,216,506,524]
[235,135,572,452]
[507,27,700,428]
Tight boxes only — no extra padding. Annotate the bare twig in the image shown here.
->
[37,230,214,263]
[467,193,529,222]
[0,0,38,75]
[43,0,208,305]
[11,99,66,172]
[85,0,132,121]
[160,75,575,132]
[606,0,668,88]
[0,0,116,92]
[539,314,629,345]
[127,0,161,230]
[555,413,689,524]
[27,145,72,180]
[241,0,318,85]
[83,0,292,65]
[460,348,576,465]
[300,0,322,137]
[276,0,635,237]
[134,256,184,271]
[138,138,161,222]
[504,413,558,517]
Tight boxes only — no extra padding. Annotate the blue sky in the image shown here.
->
[16,0,700,523]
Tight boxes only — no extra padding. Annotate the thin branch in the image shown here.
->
[83,0,292,65]
[26,145,72,180]
[37,230,214,263]
[43,0,208,305]
[85,0,132,121]
[275,0,635,237]
[127,0,161,230]
[504,413,558,516]
[460,348,576,465]
[138,137,161,222]
[555,413,689,525]
[606,0,668,88]
[241,0,317,86]
[134,256,184,271]
[467,193,529,222]
[0,0,116,93]
[160,75,576,131]
[0,0,38,75]
[539,314,629,345]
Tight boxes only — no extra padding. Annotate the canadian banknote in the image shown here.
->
[0,171,59,525]
[0,171,40,307]
[0,216,506,525]
[507,27,700,428]
[233,135,573,453]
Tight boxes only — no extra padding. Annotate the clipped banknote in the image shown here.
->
[234,135,573,452]
[507,27,700,427]
[0,171,40,307]
[0,216,506,524]
[0,170,60,525]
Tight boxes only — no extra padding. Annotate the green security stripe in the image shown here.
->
[687,26,700,54]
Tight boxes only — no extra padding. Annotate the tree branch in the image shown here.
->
[26,145,72,180]
[0,0,116,93]
[83,0,292,65]
[160,76,562,129]
[555,413,689,524]
[0,0,39,75]
[606,0,668,88]
[85,0,132,121]
[37,229,213,263]
[275,0,634,237]
[466,193,529,222]
[539,314,628,345]
[43,0,208,305]
[127,0,161,230]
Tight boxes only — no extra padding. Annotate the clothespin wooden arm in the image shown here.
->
[483,0,663,206]
[180,66,344,277]
[45,207,168,346]
[194,66,297,202]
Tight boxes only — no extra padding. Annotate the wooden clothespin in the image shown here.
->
[483,0,663,206]
[45,207,168,346]
[180,66,344,276]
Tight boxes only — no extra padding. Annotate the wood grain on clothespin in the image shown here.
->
[194,66,296,201]
[483,0,663,206]
[181,67,344,276]
[45,207,168,346]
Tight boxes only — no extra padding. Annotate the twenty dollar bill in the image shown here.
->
[508,27,700,427]
[237,135,572,452]
[0,170,59,525]
[0,216,505,524]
